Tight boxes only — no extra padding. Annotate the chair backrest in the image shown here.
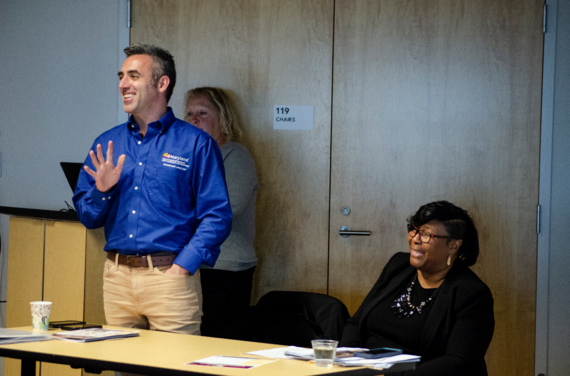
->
[233,291,349,347]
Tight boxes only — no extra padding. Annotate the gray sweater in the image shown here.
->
[203,141,259,271]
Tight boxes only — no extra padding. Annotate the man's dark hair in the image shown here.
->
[124,44,176,103]
[407,200,480,266]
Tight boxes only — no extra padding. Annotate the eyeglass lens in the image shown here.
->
[407,226,431,243]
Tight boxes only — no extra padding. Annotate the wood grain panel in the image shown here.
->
[40,362,80,376]
[5,217,44,376]
[4,219,106,376]
[131,0,334,300]
[43,221,86,321]
[329,1,543,376]
[6,218,45,326]
[43,221,86,376]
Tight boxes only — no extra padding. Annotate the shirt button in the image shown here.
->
[139,162,142,166]
[132,210,136,214]
[135,186,139,190]
[108,196,111,199]
[138,141,141,145]
[129,234,133,238]
[102,197,106,201]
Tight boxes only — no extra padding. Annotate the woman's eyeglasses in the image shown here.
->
[407,224,452,244]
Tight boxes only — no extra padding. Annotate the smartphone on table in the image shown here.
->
[60,323,102,331]
[49,320,85,329]
[48,321,102,330]
[354,347,403,359]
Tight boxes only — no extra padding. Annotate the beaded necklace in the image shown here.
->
[392,274,440,319]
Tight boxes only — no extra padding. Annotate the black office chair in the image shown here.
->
[233,291,349,347]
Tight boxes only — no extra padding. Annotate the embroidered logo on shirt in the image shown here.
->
[162,153,189,171]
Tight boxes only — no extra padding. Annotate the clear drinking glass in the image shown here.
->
[311,339,338,367]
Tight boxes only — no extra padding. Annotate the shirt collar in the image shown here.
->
[127,107,176,134]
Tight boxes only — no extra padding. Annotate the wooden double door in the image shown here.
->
[132,1,543,375]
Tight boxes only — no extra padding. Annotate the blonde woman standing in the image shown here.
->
[185,87,259,338]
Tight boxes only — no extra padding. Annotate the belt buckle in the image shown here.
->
[125,255,140,268]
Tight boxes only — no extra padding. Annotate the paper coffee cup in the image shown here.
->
[30,301,52,331]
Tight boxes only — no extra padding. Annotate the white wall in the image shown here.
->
[0,0,127,210]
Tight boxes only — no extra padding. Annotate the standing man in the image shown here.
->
[73,44,232,335]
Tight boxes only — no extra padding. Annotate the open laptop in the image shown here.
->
[60,162,83,193]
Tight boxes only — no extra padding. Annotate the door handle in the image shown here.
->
[340,226,371,238]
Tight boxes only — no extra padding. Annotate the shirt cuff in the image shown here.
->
[90,187,116,208]
[174,244,219,275]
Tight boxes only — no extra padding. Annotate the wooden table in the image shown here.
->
[0,327,415,376]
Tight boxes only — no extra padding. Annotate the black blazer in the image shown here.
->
[341,252,494,376]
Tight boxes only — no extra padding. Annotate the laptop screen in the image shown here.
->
[60,162,83,193]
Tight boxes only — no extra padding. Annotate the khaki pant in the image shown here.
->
[103,257,202,335]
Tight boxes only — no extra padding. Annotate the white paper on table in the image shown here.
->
[0,329,52,345]
[246,346,301,359]
[247,346,368,360]
[336,354,421,367]
[187,355,277,369]
[284,347,368,360]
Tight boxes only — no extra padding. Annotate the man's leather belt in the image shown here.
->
[107,251,176,267]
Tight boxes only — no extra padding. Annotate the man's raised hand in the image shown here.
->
[84,141,126,193]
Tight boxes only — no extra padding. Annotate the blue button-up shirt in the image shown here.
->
[73,108,232,274]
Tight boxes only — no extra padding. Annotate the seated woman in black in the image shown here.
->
[340,200,494,376]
